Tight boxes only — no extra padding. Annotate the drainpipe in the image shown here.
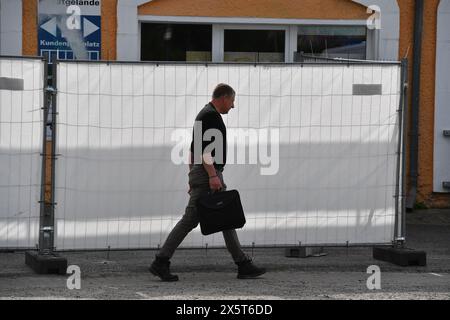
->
[406,0,424,210]
[0,0,2,55]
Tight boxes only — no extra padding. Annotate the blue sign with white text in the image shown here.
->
[38,15,101,60]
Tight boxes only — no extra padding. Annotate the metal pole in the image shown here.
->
[50,54,58,250]
[38,53,53,255]
[25,55,67,273]
[401,59,409,241]
[38,53,58,255]
[394,59,408,245]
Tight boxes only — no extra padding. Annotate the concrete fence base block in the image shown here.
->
[25,251,68,275]
[285,247,327,258]
[373,247,427,267]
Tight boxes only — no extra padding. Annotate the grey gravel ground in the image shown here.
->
[0,209,449,300]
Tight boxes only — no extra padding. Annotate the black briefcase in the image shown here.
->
[196,190,246,236]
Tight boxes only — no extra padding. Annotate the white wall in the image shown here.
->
[0,0,22,56]
[434,0,450,193]
[353,0,400,61]
[117,0,149,61]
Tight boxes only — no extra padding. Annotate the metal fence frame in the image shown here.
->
[0,54,46,251]
[1,55,408,253]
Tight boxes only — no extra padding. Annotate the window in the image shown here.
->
[297,26,367,60]
[224,29,285,62]
[140,23,212,62]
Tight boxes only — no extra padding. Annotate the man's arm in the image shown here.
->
[189,151,194,171]
[203,152,223,191]
[187,151,222,192]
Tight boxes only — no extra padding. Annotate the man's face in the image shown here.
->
[221,95,235,114]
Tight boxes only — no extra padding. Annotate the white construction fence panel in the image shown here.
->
[0,57,44,249]
[55,62,401,250]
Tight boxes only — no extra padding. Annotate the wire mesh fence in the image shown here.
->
[0,56,45,250]
[52,60,405,251]
[295,52,399,64]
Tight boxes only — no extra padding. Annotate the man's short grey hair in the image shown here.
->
[212,83,235,99]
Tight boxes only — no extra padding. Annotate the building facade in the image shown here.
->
[0,0,449,208]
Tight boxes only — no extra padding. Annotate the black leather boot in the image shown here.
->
[149,256,179,282]
[236,258,266,279]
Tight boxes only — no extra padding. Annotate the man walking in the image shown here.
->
[150,84,266,281]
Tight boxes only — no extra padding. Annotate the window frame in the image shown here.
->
[214,24,290,63]
[138,17,378,63]
[295,25,371,60]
